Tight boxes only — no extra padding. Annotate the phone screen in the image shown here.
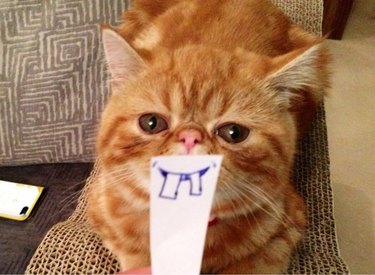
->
[0,180,44,221]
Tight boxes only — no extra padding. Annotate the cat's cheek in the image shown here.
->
[186,144,210,155]
[161,143,185,155]
[213,135,252,150]
[125,162,151,190]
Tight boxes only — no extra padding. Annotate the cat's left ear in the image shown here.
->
[264,43,330,108]
[102,28,148,88]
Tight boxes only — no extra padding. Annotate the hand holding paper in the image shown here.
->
[150,155,223,275]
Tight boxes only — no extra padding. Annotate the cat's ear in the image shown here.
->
[102,28,147,88]
[264,43,330,108]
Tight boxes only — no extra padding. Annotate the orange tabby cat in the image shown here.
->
[87,0,330,273]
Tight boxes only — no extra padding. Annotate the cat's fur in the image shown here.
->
[87,0,330,273]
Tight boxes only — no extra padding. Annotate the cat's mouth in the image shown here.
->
[208,214,218,227]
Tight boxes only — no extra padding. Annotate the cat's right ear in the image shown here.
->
[102,28,147,88]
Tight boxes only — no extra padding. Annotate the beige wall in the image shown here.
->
[325,0,375,273]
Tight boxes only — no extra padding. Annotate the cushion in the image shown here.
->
[0,163,92,273]
[25,1,349,273]
[0,0,131,166]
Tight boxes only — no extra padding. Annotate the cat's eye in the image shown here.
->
[139,113,169,134]
[215,123,250,144]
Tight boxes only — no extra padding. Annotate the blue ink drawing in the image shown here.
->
[157,166,211,200]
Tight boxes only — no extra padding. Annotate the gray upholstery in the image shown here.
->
[0,0,130,165]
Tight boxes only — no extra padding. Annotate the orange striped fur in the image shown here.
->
[87,0,330,273]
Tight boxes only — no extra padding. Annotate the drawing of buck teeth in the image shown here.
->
[157,166,211,200]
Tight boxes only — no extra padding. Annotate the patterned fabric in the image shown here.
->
[0,0,130,166]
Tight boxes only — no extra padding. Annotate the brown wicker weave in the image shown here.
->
[26,1,349,274]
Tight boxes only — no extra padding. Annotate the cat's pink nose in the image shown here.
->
[178,129,202,154]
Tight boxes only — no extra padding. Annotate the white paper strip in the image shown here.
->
[150,155,223,275]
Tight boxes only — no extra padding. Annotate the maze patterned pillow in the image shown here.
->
[0,0,130,166]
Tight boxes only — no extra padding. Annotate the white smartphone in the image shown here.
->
[0,180,44,221]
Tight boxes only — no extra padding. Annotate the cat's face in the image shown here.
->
[97,29,326,217]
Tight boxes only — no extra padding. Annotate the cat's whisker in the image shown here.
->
[219,179,242,225]
[243,186,296,241]
[221,168,271,235]
[225,179,284,245]
[242,185,289,228]
[223,180,263,233]
[222,167,279,212]
[99,166,136,184]
[242,181,294,225]
[229,175,297,242]
[48,178,89,220]
[221,166,291,230]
